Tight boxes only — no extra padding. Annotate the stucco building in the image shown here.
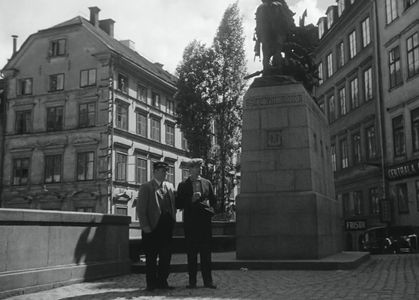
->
[315,0,419,250]
[314,0,385,250]
[377,0,419,226]
[1,7,189,220]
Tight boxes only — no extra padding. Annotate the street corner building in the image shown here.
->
[0,6,190,222]
[314,0,419,251]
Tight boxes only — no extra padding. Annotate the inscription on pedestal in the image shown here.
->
[245,94,303,108]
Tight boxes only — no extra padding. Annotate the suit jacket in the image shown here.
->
[137,179,176,232]
[176,177,216,241]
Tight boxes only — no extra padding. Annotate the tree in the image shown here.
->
[175,40,218,172]
[211,2,247,210]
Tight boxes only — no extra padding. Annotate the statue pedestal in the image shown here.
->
[236,80,342,259]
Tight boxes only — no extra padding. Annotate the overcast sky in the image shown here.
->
[0,0,335,76]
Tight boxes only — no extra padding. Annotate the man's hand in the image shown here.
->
[192,192,201,203]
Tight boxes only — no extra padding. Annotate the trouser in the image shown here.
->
[142,212,174,288]
[186,240,213,285]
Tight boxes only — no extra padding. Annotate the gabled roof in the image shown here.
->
[22,15,178,87]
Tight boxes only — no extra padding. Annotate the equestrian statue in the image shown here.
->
[248,0,319,93]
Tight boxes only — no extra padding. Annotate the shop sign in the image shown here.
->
[386,159,419,180]
[345,219,367,231]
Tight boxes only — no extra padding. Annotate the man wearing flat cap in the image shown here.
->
[137,161,176,291]
[176,158,217,289]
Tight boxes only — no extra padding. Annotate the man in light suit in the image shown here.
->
[137,161,176,291]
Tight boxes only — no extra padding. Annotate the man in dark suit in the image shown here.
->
[137,161,176,291]
[176,158,217,289]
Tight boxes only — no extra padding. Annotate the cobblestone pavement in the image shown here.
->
[6,254,419,300]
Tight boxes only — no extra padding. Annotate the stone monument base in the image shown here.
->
[236,79,342,260]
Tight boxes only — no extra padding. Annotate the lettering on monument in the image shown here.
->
[245,94,303,108]
[266,130,282,148]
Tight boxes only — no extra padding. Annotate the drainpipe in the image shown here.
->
[108,57,115,214]
[372,0,389,223]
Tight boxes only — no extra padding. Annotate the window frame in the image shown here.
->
[338,87,347,116]
[80,68,97,88]
[17,78,33,95]
[352,132,362,165]
[363,67,373,101]
[115,152,128,182]
[389,46,403,88]
[361,17,371,48]
[392,115,406,157]
[44,154,62,183]
[116,102,129,130]
[350,77,359,110]
[79,102,96,128]
[150,117,161,142]
[407,32,419,78]
[340,138,349,169]
[349,30,357,59]
[365,125,377,159]
[411,107,419,152]
[49,39,66,57]
[385,0,398,24]
[117,73,129,94]
[136,111,147,137]
[136,156,148,184]
[46,106,64,132]
[12,157,30,186]
[77,151,95,181]
[49,73,64,92]
[15,110,32,134]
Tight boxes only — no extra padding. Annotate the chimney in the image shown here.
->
[99,19,115,37]
[89,6,100,27]
[12,35,18,57]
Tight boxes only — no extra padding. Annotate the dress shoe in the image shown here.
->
[204,283,217,289]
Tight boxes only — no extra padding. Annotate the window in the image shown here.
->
[337,42,344,69]
[328,95,335,122]
[353,191,362,215]
[386,0,398,24]
[79,103,96,128]
[166,99,175,115]
[12,158,30,185]
[18,78,33,95]
[416,180,419,211]
[44,154,61,183]
[338,87,347,116]
[366,126,377,159]
[136,112,147,137]
[327,9,334,29]
[167,164,175,185]
[395,183,409,213]
[136,157,147,184]
[49,73,64,91]
[165,123,175,146]
[49,39,66,57]
[326,53,333,78]
[115,153,127,181]
[115,206,128,216]
[407,32,419,78]
[352,132,361,164]
[150,117,161,142]
[369,187,380,215]
[152,92,160,108]
[46,106,63,131]
[181,132,188,150]
[77,152,94,181]
[116,103,128,130]
[349,30,357,59]
[350,78,359,109]
[363,68,373,101]
[331,144,337,171]
[318,62,323,85]
[118,73,128,93]
[15,110,31,134]
[80,69,96,87]
[405,0,417,9]
[393,115,405,157]
[342,193,350,215]
[361,17,371,48]
[340,138,349,169]
[411,108,419,152]
[136,84,147,102]
[389,46,402,88]
[337,0,345,16]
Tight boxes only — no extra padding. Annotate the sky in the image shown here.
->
[0,0,335,77]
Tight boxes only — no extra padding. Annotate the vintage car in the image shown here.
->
[359,226,418,254]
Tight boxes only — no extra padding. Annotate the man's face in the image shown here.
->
[189,165,202,177]
[154,168,168,181]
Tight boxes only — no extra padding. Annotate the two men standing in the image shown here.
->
[136,158,217,291]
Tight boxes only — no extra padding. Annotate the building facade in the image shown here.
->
[377,0,419,226]
[0,78,5,205]
[1,7,189,221]
[314,0,385,250]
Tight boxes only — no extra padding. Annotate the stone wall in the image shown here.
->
[0,208,131,298]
